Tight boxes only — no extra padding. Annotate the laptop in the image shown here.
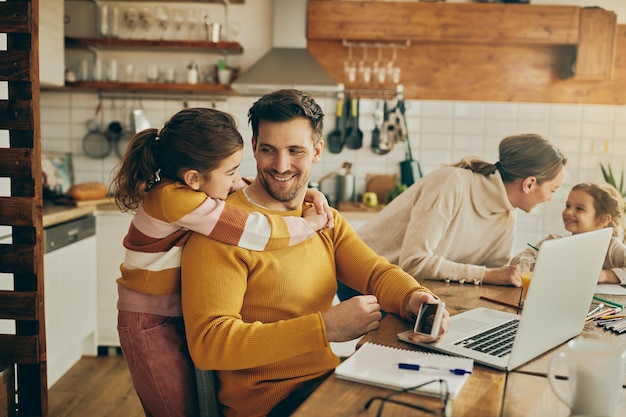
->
[398,228,613,371]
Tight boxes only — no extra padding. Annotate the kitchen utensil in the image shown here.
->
[204,15,222,42]
[345,97,363,150]
[378,100,393,152]
[370,99,389,155]
[82,103,112,159]
[107,120,123,142]
[114,102,136,158]
[395,90,422,186]
[343,95,354,147]
[327,94,345,154]
[132,107,151,132]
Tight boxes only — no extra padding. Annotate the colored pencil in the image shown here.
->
[527,243,539,251]
[592,295,624,309]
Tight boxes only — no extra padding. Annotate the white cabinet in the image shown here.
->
[95,209,132,348]
[40,0,65,86]
[43,215,97,387]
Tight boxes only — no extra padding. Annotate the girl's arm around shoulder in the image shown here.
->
[159,182,321,251]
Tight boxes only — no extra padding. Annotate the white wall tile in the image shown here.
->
[39,90,626,262]
[549,105,583,121]
[583,105,615,123]
[484,102,518,119]
[454,102,485,119]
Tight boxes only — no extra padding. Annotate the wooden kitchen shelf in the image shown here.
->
[64,80,236,95]
[65,37,243,54]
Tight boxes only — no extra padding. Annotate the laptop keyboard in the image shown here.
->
[453,319,519,357]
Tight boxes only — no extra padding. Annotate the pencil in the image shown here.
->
[479,296,521,310]
[592,295,624,309]
[527,243,539,251]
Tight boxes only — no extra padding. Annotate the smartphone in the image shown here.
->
[413,302,445,338]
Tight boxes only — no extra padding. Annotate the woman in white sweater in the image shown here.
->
[340,133,566,300]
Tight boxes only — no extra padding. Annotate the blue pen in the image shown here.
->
[398,363,472,376]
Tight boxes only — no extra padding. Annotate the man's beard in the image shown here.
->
[260,172,307,204]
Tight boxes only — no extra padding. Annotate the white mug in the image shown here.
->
[548,339,625,417]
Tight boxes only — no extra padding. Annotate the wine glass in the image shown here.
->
[122,8,139,39]
[373,46,385,85]
[137,8,152,40]
[386,46,401,84]
[229,21,241,42]
[155,6,169,40]
[343,45,357,83]
[187,9,199,39]
[173,8,185,39]
[358,45,371,84]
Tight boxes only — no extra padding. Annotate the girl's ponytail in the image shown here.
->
[112,128,160,212]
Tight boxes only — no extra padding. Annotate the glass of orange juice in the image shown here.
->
[520,256,535,305]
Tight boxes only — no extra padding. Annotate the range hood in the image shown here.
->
[230,0,339,96]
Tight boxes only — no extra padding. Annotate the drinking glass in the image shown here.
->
[358,46,371,84]
[155,6,169,39]
[520,256,535,305]
[343,45,357,83]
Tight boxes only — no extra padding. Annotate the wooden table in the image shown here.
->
[292,281,626,417]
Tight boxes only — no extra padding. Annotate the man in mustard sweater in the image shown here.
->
[181,89,450,417]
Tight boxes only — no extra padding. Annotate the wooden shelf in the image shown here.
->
[65,37,243,54]
[64,81,236,95]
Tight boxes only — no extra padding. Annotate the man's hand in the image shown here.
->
[483,265,521,287]
[405,291,451,344]
[322,295,382,342]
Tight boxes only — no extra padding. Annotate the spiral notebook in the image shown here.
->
[334,342,473,399]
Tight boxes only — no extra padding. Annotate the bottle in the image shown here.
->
[334,162,355,207]
[187,60,199,84]
[98,4,109,38]
[110,7,119,39]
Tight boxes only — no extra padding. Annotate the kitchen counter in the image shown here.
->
[43,200,116,228]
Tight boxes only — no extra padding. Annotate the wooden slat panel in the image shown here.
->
[0,197,36,227]
[308,1,581,45]
[0,244,36,274]
[0,51,30,81]
[16,363,47,417]
[0,148,35,178]
[0,101,33,131]
[0,335,39,365]
[0,2,29,34]
[575,7,618,80]
[0,291,38,320]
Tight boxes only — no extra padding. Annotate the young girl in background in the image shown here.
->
[112,107,332,417]
[512,182,626,285]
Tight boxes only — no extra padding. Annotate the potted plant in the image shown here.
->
[600,162,626,242]
[600,162,626,200]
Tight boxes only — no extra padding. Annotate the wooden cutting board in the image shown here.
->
[53,196,114,207]
[365,173,399,204]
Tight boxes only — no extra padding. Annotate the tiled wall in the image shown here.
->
[40,90,626,255]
